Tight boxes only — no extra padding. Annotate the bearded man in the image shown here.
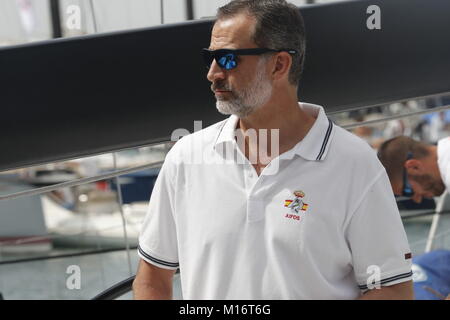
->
[133,0,414,300]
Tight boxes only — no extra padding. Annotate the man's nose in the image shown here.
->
[207,60,226,83]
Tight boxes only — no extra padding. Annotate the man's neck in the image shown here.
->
[234,98,316,172]
[237,100,316,151]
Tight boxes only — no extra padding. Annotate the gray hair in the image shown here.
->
[217,0,306,86]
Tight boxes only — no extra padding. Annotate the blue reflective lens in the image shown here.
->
[403,175,413,196]
[218,53,237,70]
[402,152,414,197]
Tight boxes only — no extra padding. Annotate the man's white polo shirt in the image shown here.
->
[138,102,412,299]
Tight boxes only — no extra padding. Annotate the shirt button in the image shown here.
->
[249,172,253,178]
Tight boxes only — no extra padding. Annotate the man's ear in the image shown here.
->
[405,159,424,175]
[271,52,291,81]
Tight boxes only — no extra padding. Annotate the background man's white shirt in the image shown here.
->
[438,137,450,191]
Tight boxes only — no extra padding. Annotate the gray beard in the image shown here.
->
[216,59,273,118]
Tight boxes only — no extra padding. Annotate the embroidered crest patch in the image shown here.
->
[284,190,309,221]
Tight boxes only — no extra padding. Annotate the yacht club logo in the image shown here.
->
[284,190,308,221]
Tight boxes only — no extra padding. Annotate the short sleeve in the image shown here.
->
[345,170,412,291]
[138,151,179,270]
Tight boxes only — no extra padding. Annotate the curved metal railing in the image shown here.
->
[92,275,135,300]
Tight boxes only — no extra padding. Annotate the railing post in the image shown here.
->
[49,0,62,38]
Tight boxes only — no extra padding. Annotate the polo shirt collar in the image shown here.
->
[213,102,334,161]
[291,102,334,161]
[214,114,240,147]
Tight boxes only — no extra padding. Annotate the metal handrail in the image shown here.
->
[0,246,137,266]
[341,104,450,130]
[91,269,181,300]
[0,160,164,201]
[92,275,135,300]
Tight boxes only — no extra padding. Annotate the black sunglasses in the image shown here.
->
[402,152,414,197]
[202,48,298,70]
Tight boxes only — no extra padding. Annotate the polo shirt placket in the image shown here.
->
[226,104,334,223]
[235,144,269,223]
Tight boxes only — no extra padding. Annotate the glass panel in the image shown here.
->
[0,0,52,46]
[402,216,434,256]
[1,0,191,47]
[0,248,183,300]
[0,143,174,299]
[0,180,134,261]
[0,250,136,299]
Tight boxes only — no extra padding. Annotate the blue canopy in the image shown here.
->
[412,250,450,300]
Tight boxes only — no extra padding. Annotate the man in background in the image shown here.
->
[377,136,449,203]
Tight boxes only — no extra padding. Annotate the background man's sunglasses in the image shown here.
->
[202,48,298,70]
[402,152,414,197]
